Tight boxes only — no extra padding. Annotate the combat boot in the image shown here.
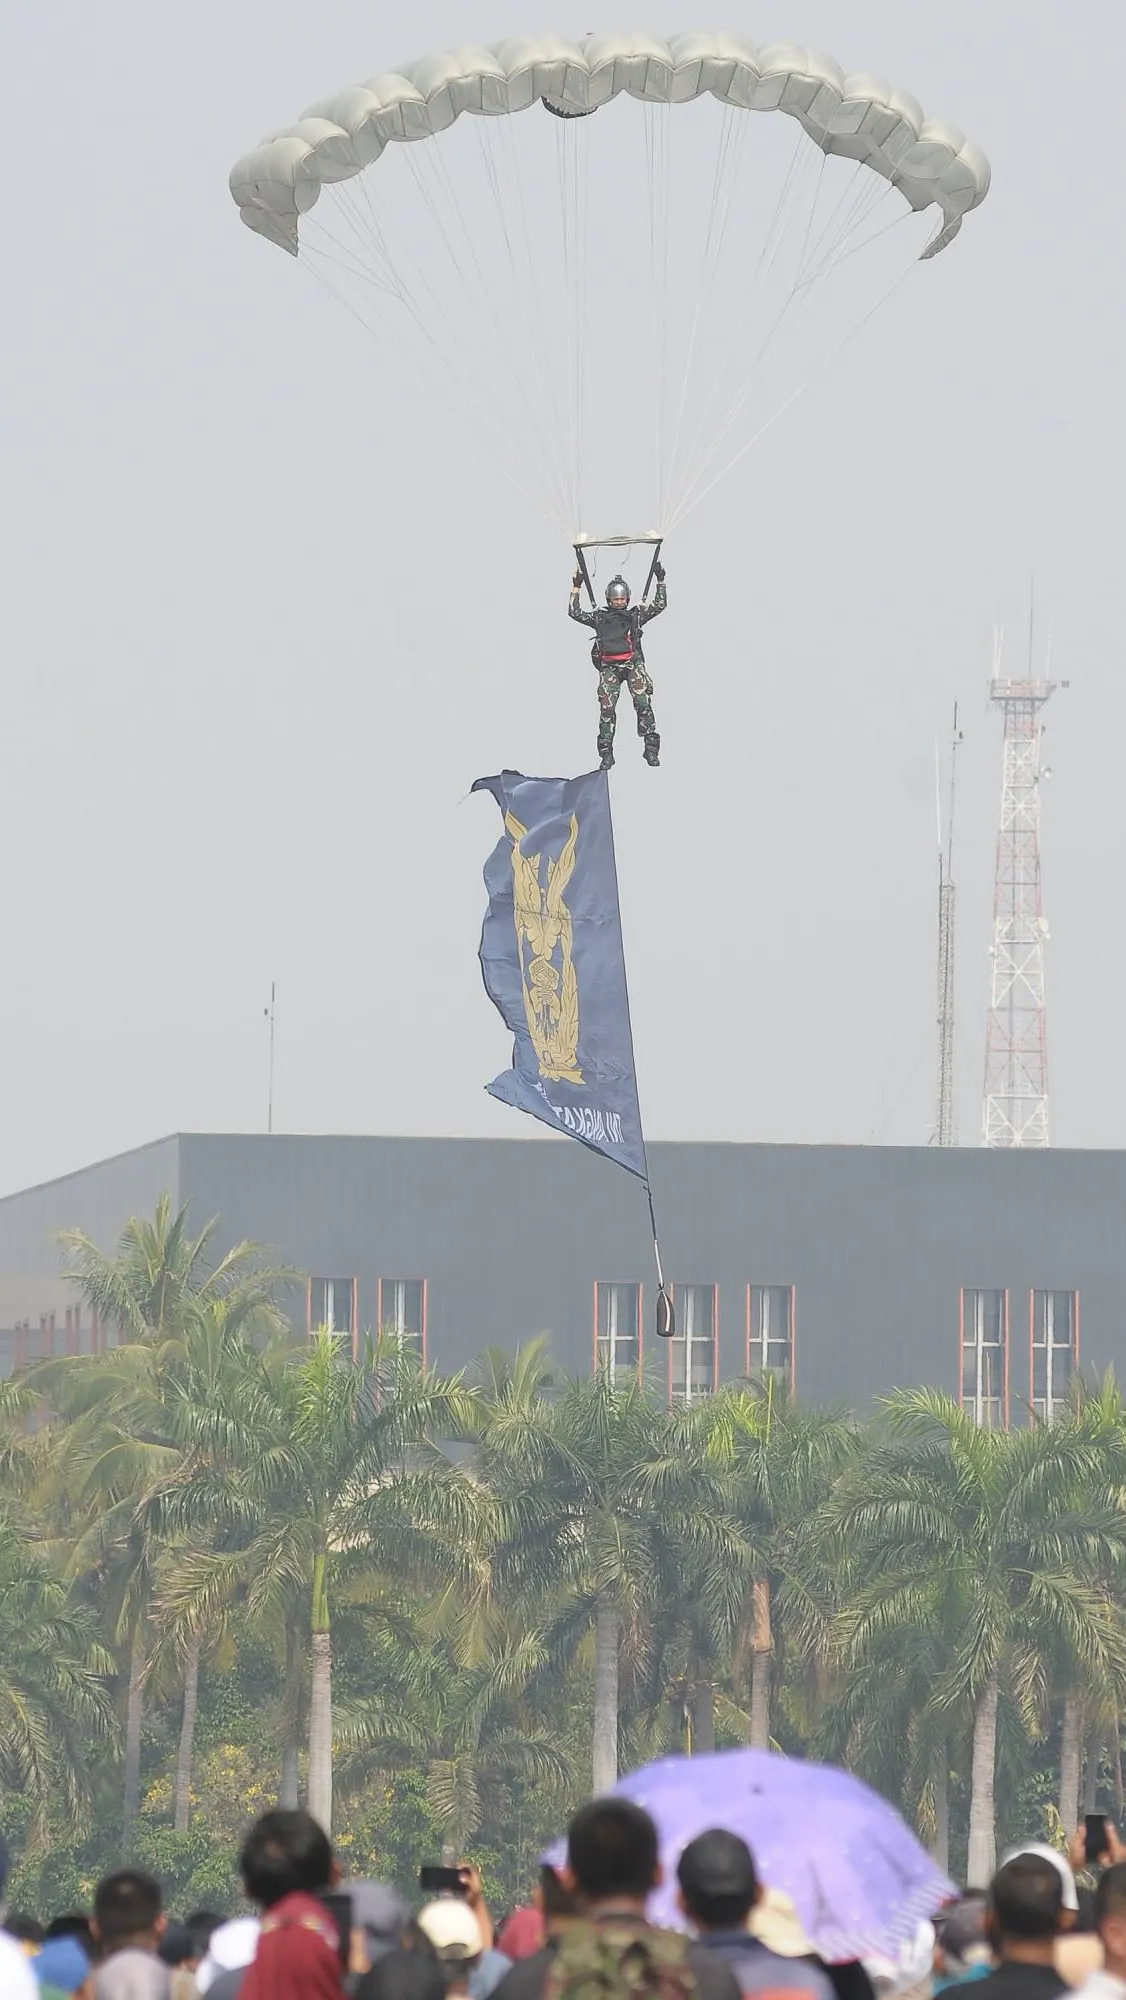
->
[643,731,661,768]
[597,726,615,772]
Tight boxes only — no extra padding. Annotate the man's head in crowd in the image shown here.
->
[239,1810,335,1910]
[987,1856,1063,1961]
[677,1832,761,1934]
[539,1864,582,1937]
[1094,1863,1126,1978]
[934,1894,991,1986]
[416,1902,482,1998]
[93,1871,165,1957]
[564,1798,661,1912]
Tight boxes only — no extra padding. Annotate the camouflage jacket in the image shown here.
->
[569,580,667,661]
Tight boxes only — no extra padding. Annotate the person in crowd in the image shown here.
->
[356,1950,446,2000]
[675,1830,836,2000]
[90,1870,170,2000]
[348,1883,411,1982]
[456,1867,509,2000]
[195,1918,260,2000]
[8,1916,46,1955]
[0,1836,40,2000]
[236,1809,345,2000]
[496,1867,583,1964]
[490,1799,740,2000]
[159,1916,221,2000]
[37,1939,95,1999]
[495,1908,544,1965]
[417,1904,486,2000]
[933,1896,993,1993]
[1073,1861,1126,2000]
[1055,1828,1126,1990]
[46,1919,98,1957]
[967,1854,1068,2000]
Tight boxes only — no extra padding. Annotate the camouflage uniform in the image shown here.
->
[569,579,667,765]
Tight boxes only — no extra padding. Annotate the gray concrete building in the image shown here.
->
[0,1132,1122,1421]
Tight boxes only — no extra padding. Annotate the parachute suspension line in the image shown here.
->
[422,136,571,528]
[299,247,563,531]
[660,102,749,528]
[556,122,575,533]
[795,162,893,295]
[644,101,672,530]
[557,120,589,536]
[672,248,919,524]
[303,176,570,532]
[573,124,590,536]
[663,119,812,524]
[399,140,570,531]
[667,157,912,526]
[471,119,573,532]
[757,126,814,281]
[483,117,574,529]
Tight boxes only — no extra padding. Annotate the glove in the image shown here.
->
[572,568,583,590]
[654,560,665,583]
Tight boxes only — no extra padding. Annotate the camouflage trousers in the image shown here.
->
[596,659,657,754]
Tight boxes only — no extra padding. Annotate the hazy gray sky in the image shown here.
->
[3,0,1121,1195]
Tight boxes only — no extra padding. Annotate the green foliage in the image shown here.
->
[3,1200,1126,1914]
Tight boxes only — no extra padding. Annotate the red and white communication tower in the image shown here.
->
[982,633,1063,1148]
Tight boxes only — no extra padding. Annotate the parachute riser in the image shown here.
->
[573,542,597,609]
[572,535,663,607]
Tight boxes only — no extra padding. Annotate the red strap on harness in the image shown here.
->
[600,649,635,663]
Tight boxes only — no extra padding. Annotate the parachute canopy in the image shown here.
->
[231,32,989,540]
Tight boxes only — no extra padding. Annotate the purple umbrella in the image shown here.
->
[547,1748,955,1964]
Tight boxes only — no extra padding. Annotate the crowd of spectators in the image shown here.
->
[3,1805,1126,2000]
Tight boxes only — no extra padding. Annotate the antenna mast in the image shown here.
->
[935,703,962,1146]
[982,616,1061,1148]
[266,981,276,1134]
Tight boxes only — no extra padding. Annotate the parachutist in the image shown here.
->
[569,564,666,770]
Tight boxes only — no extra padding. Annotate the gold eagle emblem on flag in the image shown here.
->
[504,809,583,1085]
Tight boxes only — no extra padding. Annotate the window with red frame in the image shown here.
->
[961,1288,1007,1429]
[378,1278,425,1349]
[1031,1290,1078,1422]
[670,1285,717,1404]
[309,1276,356,1337]
[747,1285,794,1386]
[595,1282,640,1380]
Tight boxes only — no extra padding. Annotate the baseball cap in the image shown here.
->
[416,1902,484,1962]
[349,1882,409,1964]
[934,1894,991,1968]
[36,1938,93,1995]
[677,1830,759,1904]
[999,1845,1079,1913]
[748,1888,815,1957]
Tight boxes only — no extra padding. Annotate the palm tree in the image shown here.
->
[30,1203,293,1851]
[1046,1377,1126,1835]
[478,1352,681,1792]
[154,1328,477,1833]
[0,1512,116,1837]
[709,1381,856,1749]
[835,1391,1126,1885]
[59,1192,295,1353]
[632,1389,761,1754]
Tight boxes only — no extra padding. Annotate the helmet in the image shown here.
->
[606,576,630,608]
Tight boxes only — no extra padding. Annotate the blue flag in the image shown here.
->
[473,769,648,1180]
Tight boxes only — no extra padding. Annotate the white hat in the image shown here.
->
[748,1889,815,1958]
[999,1844,1079,1913]
[417,1902,484,1962]
[196,1917,261,1993]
